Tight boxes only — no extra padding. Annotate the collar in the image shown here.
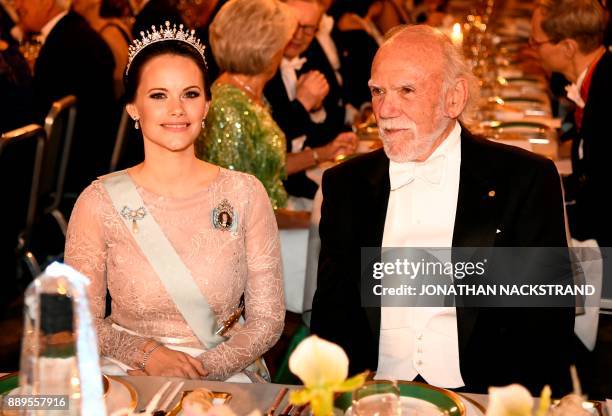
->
[565,47,606,108]
[280,56,307,72]
[317,14,334,37]
[565,66,588,108]
[40,10,68,45]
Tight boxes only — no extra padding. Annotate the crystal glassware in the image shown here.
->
[352,381,401,416]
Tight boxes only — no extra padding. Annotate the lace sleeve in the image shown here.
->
[199,176,285,379]
[64,183,150,368]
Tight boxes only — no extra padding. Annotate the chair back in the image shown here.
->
[0,125,45,254]
[109,109,130,172]
[40,95,77,211]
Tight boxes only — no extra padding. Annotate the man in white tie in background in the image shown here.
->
[264,0,357,200]
[311,24,575,395]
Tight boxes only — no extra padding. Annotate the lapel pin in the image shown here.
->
[488,190,496,198]
[496,228,501,234]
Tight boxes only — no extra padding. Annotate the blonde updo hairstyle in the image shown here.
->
[209,0,297,75]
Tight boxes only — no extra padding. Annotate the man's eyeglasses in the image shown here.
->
[295,23,318,36]
[528,36,556,47]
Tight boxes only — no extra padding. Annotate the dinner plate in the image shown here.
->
[335,381,465,416]
[490,121,550,133]
[167,390,232,416]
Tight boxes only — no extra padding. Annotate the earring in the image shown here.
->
[201,119,206,129]
[134,119,140,130]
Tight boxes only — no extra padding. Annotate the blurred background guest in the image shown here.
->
[100,0,134,23]
[530,0,611,248]
[0,19,34,133]
[0,0,17,40]
[73,0,132,98]
[197,0,317,228]
[264,0,357,201]
[328,0,382,109]
[411,0,448,26]
[178,0,225,81]
[131,0,183,38]
[373,0,412,34]
[14,0,118,194]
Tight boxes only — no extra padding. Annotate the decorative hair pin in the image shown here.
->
[126,21,207,73]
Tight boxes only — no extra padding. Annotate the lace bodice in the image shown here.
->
[64,168,284,379]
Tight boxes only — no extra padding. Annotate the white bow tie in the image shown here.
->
[389,155,446,190]
[565,83,585,108]
[281,56,307,73]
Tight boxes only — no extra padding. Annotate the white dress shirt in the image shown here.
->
[316,14,343,85]
[376,121,465,388]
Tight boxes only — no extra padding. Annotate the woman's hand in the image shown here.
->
[127,344,208,379]
[318,132,359,161]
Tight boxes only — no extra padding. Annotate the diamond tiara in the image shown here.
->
[126,21,207,74]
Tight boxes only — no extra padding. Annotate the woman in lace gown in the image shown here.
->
[64,24,284,381]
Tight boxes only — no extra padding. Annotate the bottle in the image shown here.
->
[19,262,106,416]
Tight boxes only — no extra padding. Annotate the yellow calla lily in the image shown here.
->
[288,336,367,416]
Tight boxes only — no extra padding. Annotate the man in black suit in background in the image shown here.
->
[16,0,117,193]
[265,0,353,199]
[531,0,611,248]
[310,25,574,395]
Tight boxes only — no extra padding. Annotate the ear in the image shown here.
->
[443,78,468,119]
[203,100,211,118]
[125,103,139,121]
[560,38,579,59]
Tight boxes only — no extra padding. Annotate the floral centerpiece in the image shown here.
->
[288,335,368,416]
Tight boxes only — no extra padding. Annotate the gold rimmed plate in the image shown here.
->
[335,380,465,416]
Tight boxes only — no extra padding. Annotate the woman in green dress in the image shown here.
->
[196,0,357,228]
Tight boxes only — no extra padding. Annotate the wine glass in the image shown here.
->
[352,381,401,416]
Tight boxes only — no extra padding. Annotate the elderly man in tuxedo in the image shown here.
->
[15,0,116,193]
[310,25,575,395]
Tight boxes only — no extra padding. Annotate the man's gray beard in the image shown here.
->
[380,119,449,163]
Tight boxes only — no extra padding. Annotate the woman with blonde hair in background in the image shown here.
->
[198,0,356,228]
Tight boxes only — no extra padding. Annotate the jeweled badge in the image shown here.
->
[212,199,237,233]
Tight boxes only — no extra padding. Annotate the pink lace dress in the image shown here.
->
[64,168,284,380]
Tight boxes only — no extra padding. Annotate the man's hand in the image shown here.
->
[296,71,329,111]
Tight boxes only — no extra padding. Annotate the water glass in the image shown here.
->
[352,381,401,416]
